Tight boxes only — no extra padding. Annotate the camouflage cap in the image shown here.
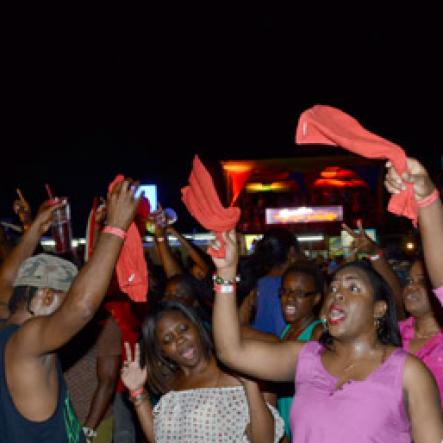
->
[13,253,78,293]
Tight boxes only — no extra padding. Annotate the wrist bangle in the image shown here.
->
[130,387,145,398]
[102,226,127,240]
[417,188,439,208]
[368,250,384,261]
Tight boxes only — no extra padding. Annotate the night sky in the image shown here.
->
[2,5,442,234]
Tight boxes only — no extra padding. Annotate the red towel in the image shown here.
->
[181,156,241,258]
[104,299,141,392]
[296,105,417,225]
[108,175,148,302]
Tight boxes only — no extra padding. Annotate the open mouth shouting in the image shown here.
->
[328,304,347,325]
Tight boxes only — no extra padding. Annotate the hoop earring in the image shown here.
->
[321,317,329,331]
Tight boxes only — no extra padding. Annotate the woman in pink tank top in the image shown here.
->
[399,259,443,406]
[211,231,443,443]
[338,221,443,407]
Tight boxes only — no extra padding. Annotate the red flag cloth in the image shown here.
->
[181,156,241,258]
[104,299,141,393]
[296,105,417,225]
[108,175,148,302]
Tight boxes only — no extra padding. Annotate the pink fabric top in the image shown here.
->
[399,316,443,407]
[434,285,443,306]
[290,342,411,443]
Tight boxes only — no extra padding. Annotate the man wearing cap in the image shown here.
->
[0,180,140,443]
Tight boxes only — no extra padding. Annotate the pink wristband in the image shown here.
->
[102,226,127,240]
[130,387,145,398]
[417,188,440,208]
[214,283,236,294]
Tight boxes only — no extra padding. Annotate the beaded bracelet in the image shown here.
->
[417,188,440,209]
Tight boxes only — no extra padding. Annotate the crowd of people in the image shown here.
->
[0,156,442,442]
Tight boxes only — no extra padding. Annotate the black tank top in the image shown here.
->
[0,324,86,443]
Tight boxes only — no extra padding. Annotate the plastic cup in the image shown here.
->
[51,198,72,254]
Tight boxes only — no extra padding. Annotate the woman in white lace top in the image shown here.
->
[121,301,284,442]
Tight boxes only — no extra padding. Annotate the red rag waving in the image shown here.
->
[181,156,241,258]
[108,175,149,302]
[296,105,417,225]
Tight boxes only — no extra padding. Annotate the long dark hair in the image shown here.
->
[141,301,214,394]
[320,260,402,347]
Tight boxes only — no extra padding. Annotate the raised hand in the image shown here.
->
[152,204,167,238]
[94,198,107,226]
[32,199,66,235]
[121,342,148,392]
[384,157,436,202]
[211,230,238,280]
[13,189,32,228]
[106,180,141,231]
[342,219,379,258]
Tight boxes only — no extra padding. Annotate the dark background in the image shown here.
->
[2,5,442,234]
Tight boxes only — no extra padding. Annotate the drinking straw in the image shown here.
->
[45,183,54,200]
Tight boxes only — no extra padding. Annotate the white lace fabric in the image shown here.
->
[153,385,284,442]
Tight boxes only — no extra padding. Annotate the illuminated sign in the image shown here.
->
[265,206,343,224]
[136,185,157,210]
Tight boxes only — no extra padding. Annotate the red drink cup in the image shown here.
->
[51,198,72,254]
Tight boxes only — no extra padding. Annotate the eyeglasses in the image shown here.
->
[279,288,318,299]
[404,276,426,287]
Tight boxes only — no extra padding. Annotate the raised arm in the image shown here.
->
[167,225,210,277]
[385,158,443,290]
[0,200,64,317]
[121,342,155,443]
[12,180,141,355]
[153,216,183,278]
[211,230,302,382]
[342,220,404,319]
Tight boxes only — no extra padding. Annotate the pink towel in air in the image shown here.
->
[296,105,417,225]
[181,155,241,258]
